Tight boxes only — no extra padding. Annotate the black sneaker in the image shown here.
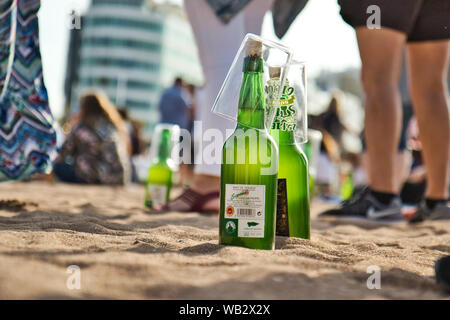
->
[409,201,450,224]
[435,256,450,293]
[319,191,403,222]
[341,185,370,206]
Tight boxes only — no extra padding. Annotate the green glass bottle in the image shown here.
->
[270,78,310,239]
[145,128,175,209]
[340,172,354,201]
[302,141,316,198]
[219,40,278,250]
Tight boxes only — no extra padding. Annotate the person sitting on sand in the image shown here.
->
[53,92,130,185]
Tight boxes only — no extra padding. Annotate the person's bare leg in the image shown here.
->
[356,28,406,194]
[362,150,412,190]
[191,174,220,211]
[407,40,450,200]
[178,163,194,186]
[360,152,371,185]
[168,174,219,212]
[172,0,273,213]
[163,174,220,212]
[191,174,220,193]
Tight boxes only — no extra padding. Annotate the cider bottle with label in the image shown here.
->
[145,127,176,209]
[270,71,310,239]
[219,40,279,250]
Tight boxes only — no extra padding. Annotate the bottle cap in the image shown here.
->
[269,66,281,79]
[246,39,263,57]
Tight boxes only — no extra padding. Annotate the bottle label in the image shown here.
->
[223,184,265,238]
[265,78,282,125]
[147,184,168,207]
[271,79,297,132]
[276,179,290,236]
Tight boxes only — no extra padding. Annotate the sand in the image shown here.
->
[0,181,449,300]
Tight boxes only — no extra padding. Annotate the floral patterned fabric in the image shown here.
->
[58,120,126,185]
[0,0,57,181]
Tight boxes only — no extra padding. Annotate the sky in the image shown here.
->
[38,0,361,120]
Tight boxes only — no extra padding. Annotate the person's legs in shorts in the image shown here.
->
[407,40,449,201]
[356,27,406,195]
[320,0,424,218]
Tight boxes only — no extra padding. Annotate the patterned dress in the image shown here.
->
[0,0,57,181]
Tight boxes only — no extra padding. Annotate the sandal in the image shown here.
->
[155,188,220,214]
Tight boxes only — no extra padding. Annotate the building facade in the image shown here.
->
[65,0,203,136]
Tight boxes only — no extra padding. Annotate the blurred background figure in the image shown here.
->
[118,108,146,182]
[157,76,193,186]
[183,82,197,133]
[53,92,130,185]
[118,108,145,158]
[158,77,192,132]
[180,81,197,185]
[308,92,362,199]
[309,94,347,152]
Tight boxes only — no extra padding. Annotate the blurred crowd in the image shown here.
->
[48,0,448,214]
[5,0,446,217]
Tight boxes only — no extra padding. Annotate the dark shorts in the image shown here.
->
[338,0,450,42]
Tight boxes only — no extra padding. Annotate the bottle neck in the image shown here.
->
[157,130,171,161]
[271,129,296,146]
[157,150,169,162]
[236,56,265,130]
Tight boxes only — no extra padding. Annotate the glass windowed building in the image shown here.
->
[66,0,203,136]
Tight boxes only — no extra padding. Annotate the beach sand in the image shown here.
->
[0,181,448,299]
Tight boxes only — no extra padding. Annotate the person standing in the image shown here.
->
[321,0,449,222]
[159,0,274,213]
[158,77,191,131]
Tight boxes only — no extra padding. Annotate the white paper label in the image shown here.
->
[224,184,265,238]
[148,184,168,207]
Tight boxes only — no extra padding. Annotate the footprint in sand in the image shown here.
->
[0,200,38,212]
